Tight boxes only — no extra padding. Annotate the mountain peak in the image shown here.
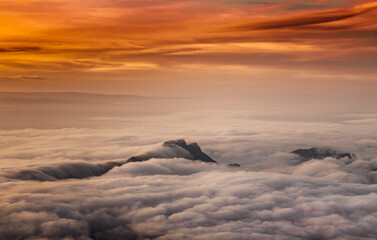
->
[163,139,217,163]
[291,147,355,162]
[126,139,217,164]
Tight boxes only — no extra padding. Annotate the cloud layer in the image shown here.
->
[1,158,377,240]
[1,94,377,239]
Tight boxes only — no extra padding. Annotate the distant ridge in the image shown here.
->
[0,91,182,100]
[291,147,355,162]
[0,91,156,99]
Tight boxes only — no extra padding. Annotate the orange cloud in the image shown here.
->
[0,0,376,93]
[231,2,377,30]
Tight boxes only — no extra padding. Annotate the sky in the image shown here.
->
[0,0,376,97]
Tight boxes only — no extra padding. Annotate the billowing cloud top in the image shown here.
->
[1,156,377,239]
[1,122,377,239]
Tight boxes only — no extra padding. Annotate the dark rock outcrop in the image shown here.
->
[163,139,217,163]
[127,139,217,164]
[227,163,241,167]
[291,147,355,162]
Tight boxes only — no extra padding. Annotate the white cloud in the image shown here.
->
[1,158,377,240]
[1,93,377,239]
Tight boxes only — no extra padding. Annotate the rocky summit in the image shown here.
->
[291,147,355,162]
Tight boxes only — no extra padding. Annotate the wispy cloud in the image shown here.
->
[0,0,376,93]
[231,2,377,30]
[0,46,41,53]
[0,75,46,80]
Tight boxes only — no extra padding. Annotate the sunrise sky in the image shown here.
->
[0,0,376,97]
[2,2,377,239]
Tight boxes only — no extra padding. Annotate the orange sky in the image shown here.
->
[0,0,376,97]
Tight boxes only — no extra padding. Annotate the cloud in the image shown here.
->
[1,97,377,239]
[232,2,377,30]
[0,76,45,80]
[0,46,41,52]
[1,0,376,84]
[1,158,377,239]
[6,161,120,181]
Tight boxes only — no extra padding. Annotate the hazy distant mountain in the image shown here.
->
[0,91,152,104]
[291,147,355,162]
[0,92,182,129]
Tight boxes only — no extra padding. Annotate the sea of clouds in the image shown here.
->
[1,94,377,239]
[1,157,377,240]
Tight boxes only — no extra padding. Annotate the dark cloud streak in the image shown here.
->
[0,46,41,52]
[231,3,377,30]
